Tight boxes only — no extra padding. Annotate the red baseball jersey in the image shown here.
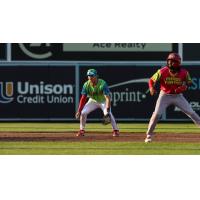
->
[149,66,192,94]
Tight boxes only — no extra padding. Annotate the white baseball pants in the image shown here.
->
[80,98,119,131]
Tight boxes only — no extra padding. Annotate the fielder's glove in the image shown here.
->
[102,113,111,125]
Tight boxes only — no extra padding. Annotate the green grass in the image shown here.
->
[0,122,198,133]
[0,122,200,155]
[1,141,200,155]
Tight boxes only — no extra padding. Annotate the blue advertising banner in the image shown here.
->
[79,65,160,120]
[166,66,200,119]
[0,66,75,120]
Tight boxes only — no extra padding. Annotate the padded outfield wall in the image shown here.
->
[0,43,200,121]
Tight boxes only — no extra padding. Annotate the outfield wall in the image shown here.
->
[0,43,200,121]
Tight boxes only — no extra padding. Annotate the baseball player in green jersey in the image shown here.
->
[75,69,119,137]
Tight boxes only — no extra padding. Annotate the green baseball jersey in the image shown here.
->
[81,79,110,102]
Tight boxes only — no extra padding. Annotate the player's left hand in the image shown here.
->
[175,85,188,94]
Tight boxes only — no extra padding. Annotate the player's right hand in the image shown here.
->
[75,112,81,119]
[150,87,157,96]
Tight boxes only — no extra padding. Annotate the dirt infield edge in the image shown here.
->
[0,132,200,142]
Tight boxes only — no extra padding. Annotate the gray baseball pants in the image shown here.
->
[146,90,200,136]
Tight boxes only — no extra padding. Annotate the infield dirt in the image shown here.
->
[0,132,200,142]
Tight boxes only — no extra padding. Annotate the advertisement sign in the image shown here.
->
[166,66,200,119]
[80,65,160,120]
[0,64,199,121]
[63,43,173,52]
[12,43,178,61]
[0,66,75,120]
[0,43,6,60]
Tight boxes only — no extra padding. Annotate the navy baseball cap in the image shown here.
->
[87,69,97,76]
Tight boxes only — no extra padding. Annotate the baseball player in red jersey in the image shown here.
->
[145,53,200,143]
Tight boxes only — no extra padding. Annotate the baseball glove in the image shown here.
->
[102,113,111,125]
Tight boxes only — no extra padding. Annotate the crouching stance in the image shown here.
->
[75,69,119,137]
[145,53,200,143]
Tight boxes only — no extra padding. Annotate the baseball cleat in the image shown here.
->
[113,130,120,137]
[76,130,85,137]
[145,135,152,143]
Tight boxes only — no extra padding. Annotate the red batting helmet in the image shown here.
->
[167,53,181,64]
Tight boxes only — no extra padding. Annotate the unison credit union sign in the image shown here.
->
[0,66,75,119]
[0,81,74,104]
